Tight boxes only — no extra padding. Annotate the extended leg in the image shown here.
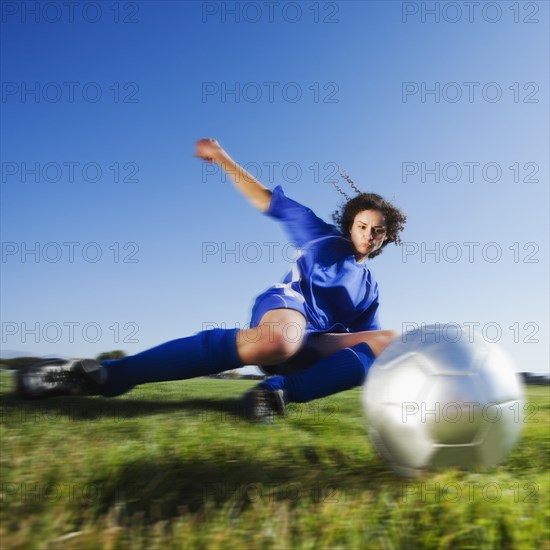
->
[16,307,309,399]
[102,309,306,396]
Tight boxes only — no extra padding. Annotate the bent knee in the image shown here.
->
[259,327,303,364]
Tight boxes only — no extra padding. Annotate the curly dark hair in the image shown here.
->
[332,193,407,258]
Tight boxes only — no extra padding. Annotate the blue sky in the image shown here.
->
[1,1,548,374]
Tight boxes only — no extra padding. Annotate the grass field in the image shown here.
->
[0,373,548,549]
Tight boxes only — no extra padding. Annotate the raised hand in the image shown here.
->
[194,138,227,163]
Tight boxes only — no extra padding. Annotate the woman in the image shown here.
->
[17,139,407,421]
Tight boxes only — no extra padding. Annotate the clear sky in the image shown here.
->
[1,1,548,374]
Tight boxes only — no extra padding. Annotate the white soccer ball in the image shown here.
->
[362,324,524,477]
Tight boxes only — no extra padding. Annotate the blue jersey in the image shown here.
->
[256,186,381,333]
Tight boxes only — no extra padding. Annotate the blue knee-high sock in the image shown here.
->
[100,328,241,397]
[259,343,375,403]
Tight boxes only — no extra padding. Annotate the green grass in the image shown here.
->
[0,373,548,549]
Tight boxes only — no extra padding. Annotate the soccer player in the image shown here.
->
[16,139,407,421]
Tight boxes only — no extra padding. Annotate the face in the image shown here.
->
[349,209,387,262]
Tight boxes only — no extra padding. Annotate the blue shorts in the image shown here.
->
[249,286,356,375]
[249,286,309,329]
[249,286,350,334]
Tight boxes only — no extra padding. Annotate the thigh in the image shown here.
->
[311,330,398,358]
[255,307,308,344]
[237,307,308,366]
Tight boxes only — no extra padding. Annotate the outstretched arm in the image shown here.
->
[195,138,272,212]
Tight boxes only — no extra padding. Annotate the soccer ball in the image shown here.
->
[362,324,524,477]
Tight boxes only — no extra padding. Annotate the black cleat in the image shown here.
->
[16,358,106,399]
[241,387,287,422]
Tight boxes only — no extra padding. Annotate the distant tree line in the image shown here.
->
[519,372,550,386]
